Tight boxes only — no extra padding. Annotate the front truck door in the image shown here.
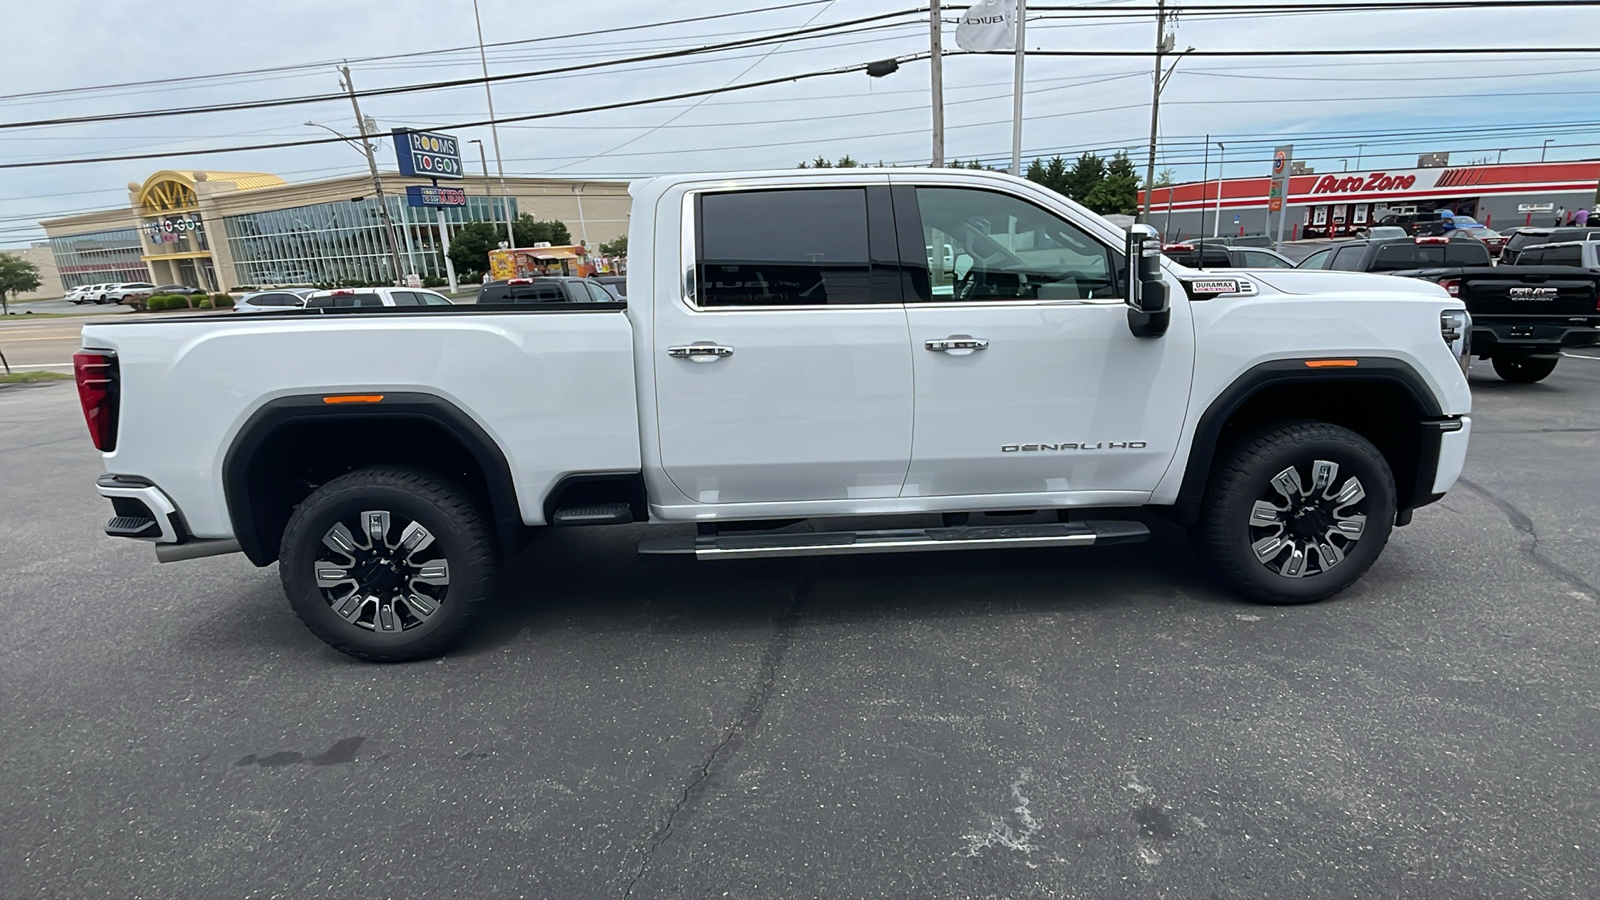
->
[653,183,915,504]
[896,182,1195,500]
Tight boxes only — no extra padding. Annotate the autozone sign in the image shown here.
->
[1311,171,1420,195]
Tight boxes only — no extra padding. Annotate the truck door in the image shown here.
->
[652,184,915,504]
[895,181,1195,500]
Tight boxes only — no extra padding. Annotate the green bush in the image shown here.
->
[198,298,213,309]
[144,296,168,311]
[421,275,447,288]
[210,293,234,308]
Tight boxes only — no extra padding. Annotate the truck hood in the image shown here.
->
[1245,269,1451,299]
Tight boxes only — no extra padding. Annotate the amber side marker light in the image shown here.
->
[322,394,385,404]
[1304,359,1359,368]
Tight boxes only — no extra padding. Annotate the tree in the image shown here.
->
[512,214,571,249]
[1155,168,1176,188]
[599,234,628,256]
[1064,152,1108,203]
[447,222,502,283]
[1085,150,1141,216]
[0,253,42,315]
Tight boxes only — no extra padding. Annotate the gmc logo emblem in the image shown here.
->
[1508,287,1559,301]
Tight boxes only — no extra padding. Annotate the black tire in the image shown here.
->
[1490,355,1558,383]
[1195,421,1396,605]
[279,467,498,662]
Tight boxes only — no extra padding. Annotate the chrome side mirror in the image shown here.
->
[1125,223,1170,338]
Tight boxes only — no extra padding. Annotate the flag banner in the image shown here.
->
[955,0,1016,52]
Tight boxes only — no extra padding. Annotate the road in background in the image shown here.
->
[2,358,1598,899]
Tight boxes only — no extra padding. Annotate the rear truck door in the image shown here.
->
[651,180,916,504]
[894,178,1195,499]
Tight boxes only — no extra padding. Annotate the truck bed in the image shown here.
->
[78,305,642,539]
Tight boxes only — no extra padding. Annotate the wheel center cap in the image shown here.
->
[357,560,403,593]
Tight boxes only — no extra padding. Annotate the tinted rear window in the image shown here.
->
[478,283,571,303]
[307,292,384,308]
[1369,241,1489,270]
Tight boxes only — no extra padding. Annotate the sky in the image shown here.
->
[2,0,1597,245]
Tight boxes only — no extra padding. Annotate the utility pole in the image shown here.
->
[1140,0,1169,222]
[930,0,944,167]
[473,0,518,249]
[1011,0,1027,176]
[338,65,408,283]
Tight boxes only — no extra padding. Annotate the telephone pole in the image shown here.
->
[930,0,944,167]
[338,65,408,282]
[1140,0,1169,222]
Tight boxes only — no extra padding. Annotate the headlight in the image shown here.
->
[1441,309,1471,374]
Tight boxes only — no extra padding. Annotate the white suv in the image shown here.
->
[303,287,454,309]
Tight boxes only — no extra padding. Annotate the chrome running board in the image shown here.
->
[637,520,1150,560]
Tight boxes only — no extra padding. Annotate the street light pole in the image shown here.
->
[1010,0,1027,177]
[1213,141,1225,238]
[472,0,517,249]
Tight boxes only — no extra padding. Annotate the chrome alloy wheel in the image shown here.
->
[313,510,451,634]
[1246,460,1368,578]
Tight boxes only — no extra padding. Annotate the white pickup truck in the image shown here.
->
[75,169,1473,662]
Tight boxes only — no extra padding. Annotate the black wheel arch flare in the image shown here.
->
[1169,357,1450,527]
[223,392,523,566]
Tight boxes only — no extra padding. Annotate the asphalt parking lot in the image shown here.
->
[3,352,1599,899]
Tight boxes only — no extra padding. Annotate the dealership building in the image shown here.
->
[1141,159,1600,241]
[40,169,629,292]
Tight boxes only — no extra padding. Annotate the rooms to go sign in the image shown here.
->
[392,129,464,179]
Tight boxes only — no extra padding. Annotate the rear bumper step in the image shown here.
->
[638,520,1150,560]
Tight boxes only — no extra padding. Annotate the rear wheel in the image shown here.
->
[1491,355,1558,383]
[1195,421,1395,605]
[279,467,497,662]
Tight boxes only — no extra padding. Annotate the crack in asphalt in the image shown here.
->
[1457,477,1599,600]
[622,567,811,899]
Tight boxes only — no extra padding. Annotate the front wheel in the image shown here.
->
[279,467,498,662]
[1490,355,1558,383]
[1195,421,1396,605]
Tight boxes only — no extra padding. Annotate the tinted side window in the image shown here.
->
[1545,246,1583,266]
[1520,249,1545,265]
[392,291,421,306]
[1372,244,1445,271]
[1329,246,1368,271]
[418,291,453,306]
[697,188,874,307]
[915,186,1118,301]
[1297,248,1333,269]
[584,282,615,303]
[254,292,301,307]
[1240,250,1291,268]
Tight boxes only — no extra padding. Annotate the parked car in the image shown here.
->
[1295,235,1488,272]
[303,287,454,309]
[233,288,317,314]
[1499,226,1600,264]
[154,285,207,297]
[1161,242,1294,269]
[1442,216,1507,257]
[105,283,157,306]
[75,283,116,304]
[477,277,622,304]
[77,167,1474,662]
[65,285,95,304]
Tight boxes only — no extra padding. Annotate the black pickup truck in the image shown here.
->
[1298,235,1600,382]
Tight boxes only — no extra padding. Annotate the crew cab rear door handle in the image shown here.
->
[924,335,989,356]
[667,343,734,363]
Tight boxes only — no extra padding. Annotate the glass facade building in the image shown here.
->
[223,194,518,286]
[49,228,149,289]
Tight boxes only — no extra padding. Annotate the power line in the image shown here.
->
[0,0,841,105]
[0,9,925,132]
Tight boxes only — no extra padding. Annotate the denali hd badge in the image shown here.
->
[1003,441,1147,452]
[1508,287,1559,301]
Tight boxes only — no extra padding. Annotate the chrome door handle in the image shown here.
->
[667,343,735,363]
[924,335,989,356]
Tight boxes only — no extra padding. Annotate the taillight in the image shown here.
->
[1438,278,1461,298]
[73,349,119,452]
